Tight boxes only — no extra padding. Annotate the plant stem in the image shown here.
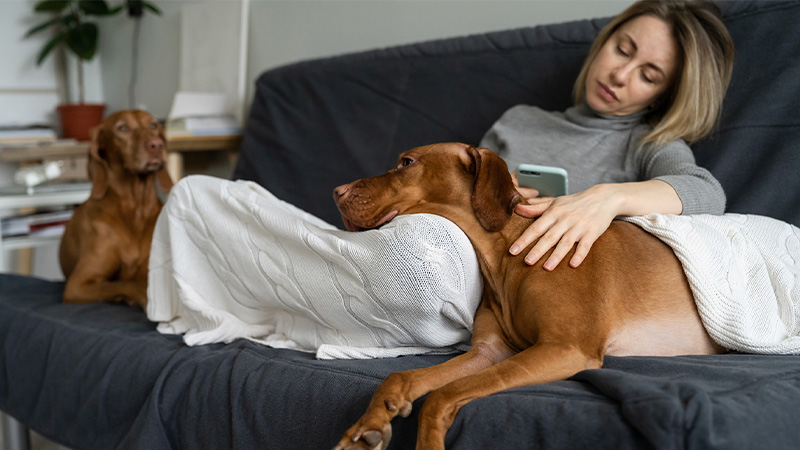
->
[69,0,86,104]
[77,56,85,104]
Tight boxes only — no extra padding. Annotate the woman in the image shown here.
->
[148,0,735,355]
[481,0,734,271]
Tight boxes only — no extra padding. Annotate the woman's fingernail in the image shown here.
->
[510,245,520,255]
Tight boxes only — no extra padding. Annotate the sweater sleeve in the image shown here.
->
[639,140,726,215]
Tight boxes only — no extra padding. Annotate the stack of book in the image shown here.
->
[166,92,241,138]
[166,115,240,138]
[0,209,73,238]
[0,126,58,148]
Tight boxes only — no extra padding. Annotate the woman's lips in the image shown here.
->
[597,81,618,102]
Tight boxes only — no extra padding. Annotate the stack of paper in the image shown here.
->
[0,127,57,148]
[166,92,241,138]
[1,209,73,238]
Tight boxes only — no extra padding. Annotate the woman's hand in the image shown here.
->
[510,180,683,271]
[511,171,539,201]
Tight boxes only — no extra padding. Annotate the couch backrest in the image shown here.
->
[234,1,800,229]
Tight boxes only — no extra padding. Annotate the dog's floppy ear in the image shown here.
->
[467,146,521,232]
[87,125,110,200]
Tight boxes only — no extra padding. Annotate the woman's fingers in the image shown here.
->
[568,235,597,269]
[509,206,554,256]
[516,186,539,201]
[511,199,613,270]
[523,220,577,269]
[542,235,578,271]
[512,172,540,200]
[514,200,552,218]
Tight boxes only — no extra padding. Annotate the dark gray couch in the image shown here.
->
[3,2,800,449]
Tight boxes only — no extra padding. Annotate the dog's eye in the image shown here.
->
[117,124,128,132]
[401,157,414,167]
[150,122,158,129]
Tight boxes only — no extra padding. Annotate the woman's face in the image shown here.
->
[585,15,679,116]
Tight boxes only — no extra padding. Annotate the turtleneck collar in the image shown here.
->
[564,102,648,131]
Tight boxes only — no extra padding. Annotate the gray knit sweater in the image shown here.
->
[479,103,726,215]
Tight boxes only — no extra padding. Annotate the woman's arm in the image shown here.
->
[510,179,681,271]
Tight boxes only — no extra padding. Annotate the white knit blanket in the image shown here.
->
[146,176,482,359]
[624,214,800,354]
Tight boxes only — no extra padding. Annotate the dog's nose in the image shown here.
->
[148,138,165,153]
[333,185,349,201]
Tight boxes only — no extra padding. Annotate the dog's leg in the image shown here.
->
[62,255,147,307]
[64,278,147,307]
[415,342,603,450]
[333,306,515,450]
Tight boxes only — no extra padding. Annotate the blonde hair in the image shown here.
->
[573,0,735,147]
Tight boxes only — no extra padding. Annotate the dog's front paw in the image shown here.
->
[332,420,392,450]
[333,394,413,450]
[333,372,415,450]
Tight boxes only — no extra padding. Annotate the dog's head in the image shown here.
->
[333,143,521,232]
[87,110,171,199]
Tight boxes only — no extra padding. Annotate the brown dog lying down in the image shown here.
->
[59,110,173,308]
[332,143,726,450]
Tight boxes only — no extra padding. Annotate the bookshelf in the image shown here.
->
[0,134,241,180]
[0,183,90,272]
[0,135,241,274]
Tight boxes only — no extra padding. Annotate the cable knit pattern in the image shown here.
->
[624,214,800,354]
[146,175,482,359]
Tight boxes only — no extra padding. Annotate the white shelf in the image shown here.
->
[2,233,63,251]
[0,184,91,209]
[0,182,91,273]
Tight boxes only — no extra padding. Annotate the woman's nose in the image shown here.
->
[611,63,633,86]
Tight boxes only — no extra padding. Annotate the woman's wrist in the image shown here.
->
[601,180,683,217]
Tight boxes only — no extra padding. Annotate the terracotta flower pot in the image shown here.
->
[57,103,106,141]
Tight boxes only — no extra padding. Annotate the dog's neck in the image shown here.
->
[471,214,532,280]
[426,208,533,297]
[106,169,164,211]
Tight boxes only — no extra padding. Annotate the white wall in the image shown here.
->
[4,0,632,122]
[97,0,630,121]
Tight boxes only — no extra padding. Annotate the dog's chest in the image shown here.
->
[118,244,150,280]
[116,223,156,279]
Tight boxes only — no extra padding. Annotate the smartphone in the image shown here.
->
[515,164,568,197]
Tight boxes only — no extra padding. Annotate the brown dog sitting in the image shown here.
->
[332,143,725,450]
[59,110,173,308]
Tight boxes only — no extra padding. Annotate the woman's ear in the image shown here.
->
[467,146,521,232]
[87,126,110,200]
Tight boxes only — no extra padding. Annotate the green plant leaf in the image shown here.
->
[24,16,63,37]
[61,12,79,27]
[36,31,67,65]
[108,5,125,15]
[34,0,70,13]
[65,22,98,60]
[78,0,108,15]
[142,1,162,15]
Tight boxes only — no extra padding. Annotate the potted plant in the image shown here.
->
[24,0,160,141]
